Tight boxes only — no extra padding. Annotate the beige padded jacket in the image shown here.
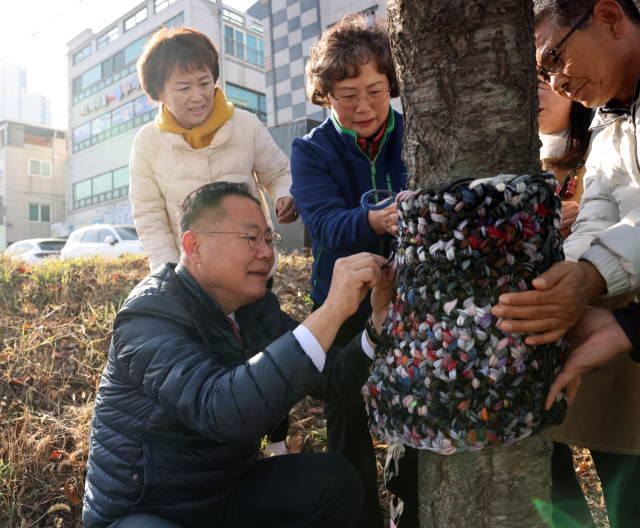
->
[129,109,292,270]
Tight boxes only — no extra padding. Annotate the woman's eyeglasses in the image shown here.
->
[329,87,391,110]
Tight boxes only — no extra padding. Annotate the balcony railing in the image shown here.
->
[224,37,264,68]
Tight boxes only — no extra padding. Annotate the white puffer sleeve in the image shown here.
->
[579,206,640,296]
[249,113,292,207]
[129,130,181,271]
[563,162,619,263]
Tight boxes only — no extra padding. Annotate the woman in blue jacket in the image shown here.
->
[291,14,412,528]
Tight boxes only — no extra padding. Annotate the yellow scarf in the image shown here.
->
[155,88,235,149]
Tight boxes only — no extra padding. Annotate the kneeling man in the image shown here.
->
[82,182,393,528]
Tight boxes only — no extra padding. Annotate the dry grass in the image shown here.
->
[0,251,608,527]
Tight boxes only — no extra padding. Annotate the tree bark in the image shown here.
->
[387,1,551,527]
[389,0,541,188]
[419,430,553,528]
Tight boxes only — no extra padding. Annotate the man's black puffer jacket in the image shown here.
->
[82,263,373,527]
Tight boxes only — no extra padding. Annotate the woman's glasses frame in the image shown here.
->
[328,87,391,110]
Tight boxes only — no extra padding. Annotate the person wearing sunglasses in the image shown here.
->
[290,14,412,528]
[83,181,396,528]
[494,2,640,527]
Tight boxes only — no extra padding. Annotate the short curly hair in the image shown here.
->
[137,27,220,102]
[305,14,400,108]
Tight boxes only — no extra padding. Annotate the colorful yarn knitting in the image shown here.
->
[362,174,568,454]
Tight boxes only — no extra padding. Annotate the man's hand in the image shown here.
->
[545,307,632,409]
[303,253,388,352]
[491,261,606,345]
[368,201,399,236]
[324,253,388,321]
[370,266,395,334]
[276,196,298,224]
[560,201,579,231]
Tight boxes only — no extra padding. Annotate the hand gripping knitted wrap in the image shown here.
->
[362,174,568,455]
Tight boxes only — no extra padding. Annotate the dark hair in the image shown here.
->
[305,14,400,107]
[547,102,593,170]
[534,0,640,28]
[178,182,260,241]
[137,27,220,101]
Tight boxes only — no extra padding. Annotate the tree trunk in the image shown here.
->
[389,0,540,188]
[387,1,552,527]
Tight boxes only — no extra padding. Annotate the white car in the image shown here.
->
[4,238,66,264]
[61,224,146,260]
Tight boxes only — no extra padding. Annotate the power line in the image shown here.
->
[0,0,86,63]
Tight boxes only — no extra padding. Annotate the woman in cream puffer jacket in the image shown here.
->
[129,27,294,271]
[129,109,292,270]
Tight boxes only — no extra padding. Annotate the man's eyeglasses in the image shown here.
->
[329,87,391,109]
[195,227,282,251]
[537,8,594,85]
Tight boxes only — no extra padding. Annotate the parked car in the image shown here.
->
[4,238,67,264]
[61,225,146,260]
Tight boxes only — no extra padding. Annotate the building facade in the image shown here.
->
[63,0,267,233]
[0,120,66,249]
[253,0,400,127]
[0,61,52,126]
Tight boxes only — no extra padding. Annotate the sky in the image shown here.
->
[0,0,255,129]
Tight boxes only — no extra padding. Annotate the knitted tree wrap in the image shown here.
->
[363,174,568,454]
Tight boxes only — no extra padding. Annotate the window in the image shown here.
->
[98,229,115,243]
[225,26,264,67]
[246,34,263,66]
[252,22,263,34]
[124,36,147,64]
[82,230,100,243]
[235,31,244,60]
[29,204,50,222]
[222,9,244,26]
[72,77,83,95]
[39,241,66,251]
[97,27,118,50]
[162,12,184,29]
[111,102,134,126]
[28,159,52,177]
[0,158,4,178]
[73,122,92,145]
[116,227,139,240]
[73,44,91,65]
[102,58,113,78]
[73,95,157,153]
[125,7,148,32]
[92,113,111,135]
[226,84,267,122]
[72,64,102,95]
[155,0,177,12]
[72,14,183,99]
[73,166,131,210]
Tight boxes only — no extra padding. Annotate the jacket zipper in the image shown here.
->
[313,246,323,286]
[228,318,250,360]
[331,110,395,257]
